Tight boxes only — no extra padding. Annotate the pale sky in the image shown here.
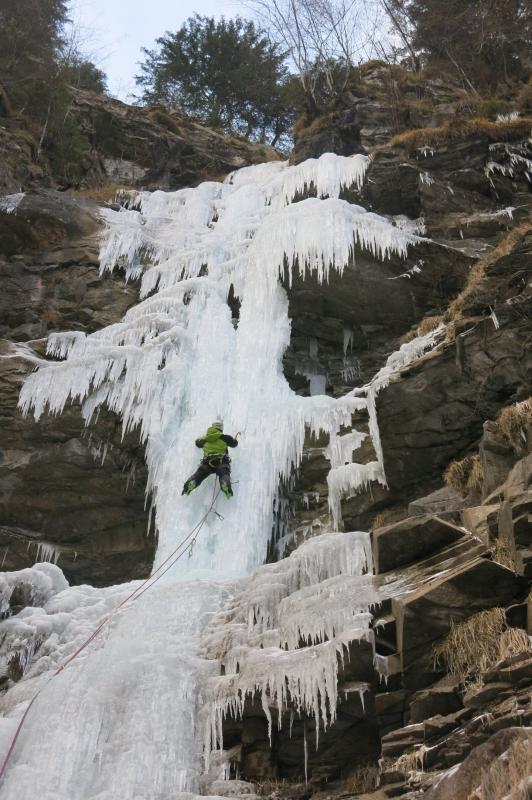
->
[68,0,245,100]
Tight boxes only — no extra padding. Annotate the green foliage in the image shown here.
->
[45,90,91,183]
[60,57,108,94]
[136,15,298,147]
[92,110,124,158]
[0,0,68,105]
[0,0,107,186]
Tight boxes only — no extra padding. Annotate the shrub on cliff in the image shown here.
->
[136,15,299,148]
[0,0,67,108]
[0,0,107,186]
[395,0,531,90]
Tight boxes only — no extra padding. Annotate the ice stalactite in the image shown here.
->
[226,152,371,208]
[201,530,377,759]
[325,324,445,530]
[34,542,62,565]
[2,152,427,798]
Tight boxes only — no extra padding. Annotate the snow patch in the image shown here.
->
[0,193,25,215]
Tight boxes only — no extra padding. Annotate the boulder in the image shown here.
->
[460,504,499,544]
[479,420,516,497]
[408,487,464,520]
[422,727,532,800]
[392,556,524,669]
[463,682,514,709]
[381,722,425,759]
[409,679,463,724]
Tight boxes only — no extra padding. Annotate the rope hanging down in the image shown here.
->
[0,481,222,783]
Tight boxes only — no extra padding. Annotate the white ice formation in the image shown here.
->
[0,192,25,215]
[201,530,376,758]
[0,152,438,799]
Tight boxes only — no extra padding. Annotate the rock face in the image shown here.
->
[0,123,41,196]
[0,87,280,195]
[71,89,281,191]
[0,191,153,585]
[280,126,531,541]
[292,64,483,164]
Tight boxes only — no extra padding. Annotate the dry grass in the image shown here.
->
[389,116,532,152]
[148,108,185,136]
[391,747,427,776]
[417,314,444,337]
[491,537,519,572]
[444,453,483,497]
[497,398,532,454]
[432,608,531,686]
[77,184,132,203]
[293,111,336,138]
[517,77,532,113]
[345,764,380,794]
[398,326,418,345]
[372,505,408,530]
[468,734,532,800]
[448,222,532,320]
[401,314,445,344]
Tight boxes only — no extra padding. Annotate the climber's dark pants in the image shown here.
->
[184,457,232,494]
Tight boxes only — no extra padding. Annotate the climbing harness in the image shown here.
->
[204,455,230,469]
[0,480,222,783]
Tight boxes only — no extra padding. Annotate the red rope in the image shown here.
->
[0,481,221,783]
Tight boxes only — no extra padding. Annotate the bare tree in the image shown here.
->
[247,0,389,103]
[379,0,419,69]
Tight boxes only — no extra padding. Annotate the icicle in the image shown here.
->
[303,719,308,783]
[343,327,354,355]
[35,542,61,565]
[327,462,385,530]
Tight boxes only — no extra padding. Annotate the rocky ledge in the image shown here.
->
[0,87,280,195]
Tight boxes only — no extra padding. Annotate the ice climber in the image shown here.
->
[182,420,238,498]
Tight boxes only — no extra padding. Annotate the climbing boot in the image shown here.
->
[221,483,233,499]
[182,481,196,496]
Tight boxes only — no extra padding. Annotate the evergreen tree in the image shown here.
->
[137,15,296,145]
[0,0,108,186]
[60,56,108,94]
[401,0,531,88]
[0,0,67,106]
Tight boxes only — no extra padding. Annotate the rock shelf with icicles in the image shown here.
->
[201,530,376,763]
[1,152,444,799]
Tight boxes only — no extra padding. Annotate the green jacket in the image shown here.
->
[195,427,238,458]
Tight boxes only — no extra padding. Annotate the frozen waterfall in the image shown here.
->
[0,153,425,799]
